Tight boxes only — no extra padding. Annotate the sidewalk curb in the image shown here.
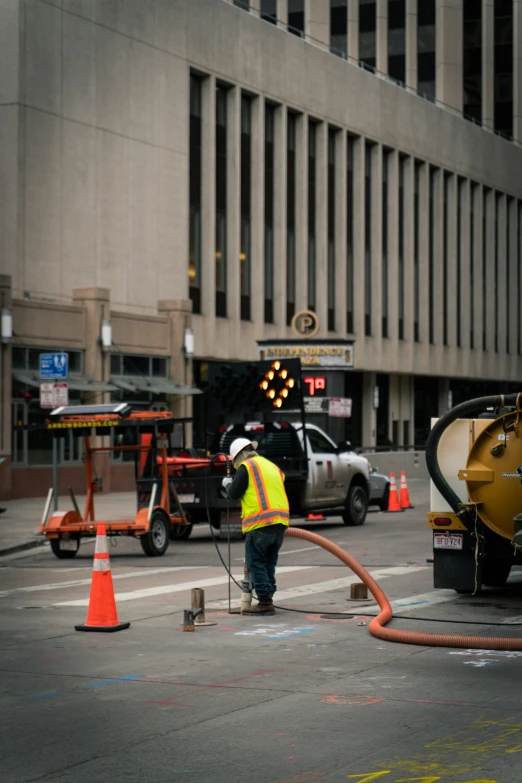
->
[0,538,48,558]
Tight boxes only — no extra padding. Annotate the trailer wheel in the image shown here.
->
[170,523,193,541]
[141,512,169,557]
[50,536,80,559]
[482,558,512,587]
[342,485,368,526]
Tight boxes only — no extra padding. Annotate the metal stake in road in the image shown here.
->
[52,436,58,512]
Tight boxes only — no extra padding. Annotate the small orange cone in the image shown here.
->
[386,472,402,512]
[307,513,326,521]
[75,524,130,633]
[399,471,414,509]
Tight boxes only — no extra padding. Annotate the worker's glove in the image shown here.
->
[222,476,233,491]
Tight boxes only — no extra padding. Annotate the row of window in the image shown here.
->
[189,72,522,355]
[234,0,516,138]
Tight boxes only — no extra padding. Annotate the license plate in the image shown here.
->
[434,533,463,550]
[59,539,78,551]
[177,494,196,504]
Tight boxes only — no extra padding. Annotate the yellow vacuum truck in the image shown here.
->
[426,393,522,593]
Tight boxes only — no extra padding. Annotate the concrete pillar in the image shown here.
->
[497,195,507,356]
[294,114,308,315]
[0,275,12,499]
[362,371,377,448]
[474,186,484,353]
[334,130,347,336]
[403,157,415,346]
[158,299,193,446]
[273,104,287,328]
[436,0,463,112]
[201,74,216,327]
[446,174,458,348]
[514,0,522,143]
[371,145,383,342]
[438,376,450,415]
[315,121,328,333]
[460,180,471,352]
[484,189,495,355]
[418,162,429,344]
[227,85,241,325]
[72,288,110,401]
[348,0,359,63]
[508,198,518,356]
[277,0,288,29]
[376,0,388,75]
[250,95,264,328]
[482,0,495,130]
[352,135,365,337]
[406,0,418,90]
[305,0,329,47]
[433,169,444,348]
[387,150,399,342]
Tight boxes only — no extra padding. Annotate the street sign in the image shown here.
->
[40,383,69,409]
[304,397,329,414]
[40,353,68,379]
[328,398,352,418]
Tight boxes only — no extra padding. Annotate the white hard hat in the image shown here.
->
[229,437,258,462]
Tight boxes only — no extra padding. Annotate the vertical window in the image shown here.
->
[215,85,228,318]
[365,141,373,337]
[443,173,450,347]
[418,0,436,101]
[494,193,501,352]
[264,103,275,323]
[463,0,482,123]
[457,178,463,348]
[330,0,347,57]
[359,0,376,70]
[506,198,512,354]
[240,95,252,321]
[429,166,436,344]
[414,162,421,342]
[308,121,317,312]
[382,150,390,339]
[261,0,277,24]
[388,0,406,84]
[494,0,513,138]
[519,202,522,355]
[398,155,405,340]
[288,0,304,36]
[233,0,250,9]
[189,74,202,314]
[327,129,336,331]
[346,134,355,334]
[287,113,297,325]
[470,183,477,350]
[483,188,489,351]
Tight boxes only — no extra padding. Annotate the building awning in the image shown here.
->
[13,370,118,393]
[110,375,202,396]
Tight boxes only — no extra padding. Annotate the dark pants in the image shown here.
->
[244,524,287,602]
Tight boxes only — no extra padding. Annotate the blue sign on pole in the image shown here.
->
[40,353,68,379]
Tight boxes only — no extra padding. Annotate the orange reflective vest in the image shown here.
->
[241,455,290,534]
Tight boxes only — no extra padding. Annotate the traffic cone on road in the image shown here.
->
[387,472,402,513]
[399,471,414,510]
[75,524,130,633]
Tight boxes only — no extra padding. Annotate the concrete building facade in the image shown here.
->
[0,0,522,498]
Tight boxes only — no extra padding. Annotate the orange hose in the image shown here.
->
[285,527,522,651]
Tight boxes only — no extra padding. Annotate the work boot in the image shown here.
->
[242,600,275,616]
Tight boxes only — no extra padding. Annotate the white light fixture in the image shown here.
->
[184,327,194,358]
[1,308,12,343]
[373,386,380,409]
[101,319,112,352]
[447,390,453,410]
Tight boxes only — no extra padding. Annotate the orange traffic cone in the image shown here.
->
[399,471,414,509]
[307,513,326,521]
[386,472,402,512]
[75,524,130,633]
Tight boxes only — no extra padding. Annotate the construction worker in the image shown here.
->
[222,437,289,616]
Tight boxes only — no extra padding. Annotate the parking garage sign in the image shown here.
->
[40,353,68,379]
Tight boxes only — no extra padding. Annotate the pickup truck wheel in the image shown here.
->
[170,523,193,541]
[378,485,390,512]
[342,485,368,526]
[140,511,169,556]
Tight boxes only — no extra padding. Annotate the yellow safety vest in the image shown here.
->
[240,455,290,534]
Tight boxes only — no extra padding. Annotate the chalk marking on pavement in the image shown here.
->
[267,627,316,641]
[81,674,141,689]
[346,587,457,615]
[53,566,315,606]
[29,691,62,701]
[207,566,428,609]
[0,567,206,598]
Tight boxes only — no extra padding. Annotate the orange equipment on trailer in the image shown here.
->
[39,403,190,559]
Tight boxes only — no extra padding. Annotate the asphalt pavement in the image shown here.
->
[1,481,522,782]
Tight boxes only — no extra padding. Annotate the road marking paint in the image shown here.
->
[81,674,141,689]
[267,628,316,641]
[29,691,62,701]
[347,588,457,615]
[0,567,206,598]
[53,566,314,606]
[235,545,317,561]
[206,566,427,610]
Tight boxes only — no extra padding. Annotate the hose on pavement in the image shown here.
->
[285,526,522,651]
